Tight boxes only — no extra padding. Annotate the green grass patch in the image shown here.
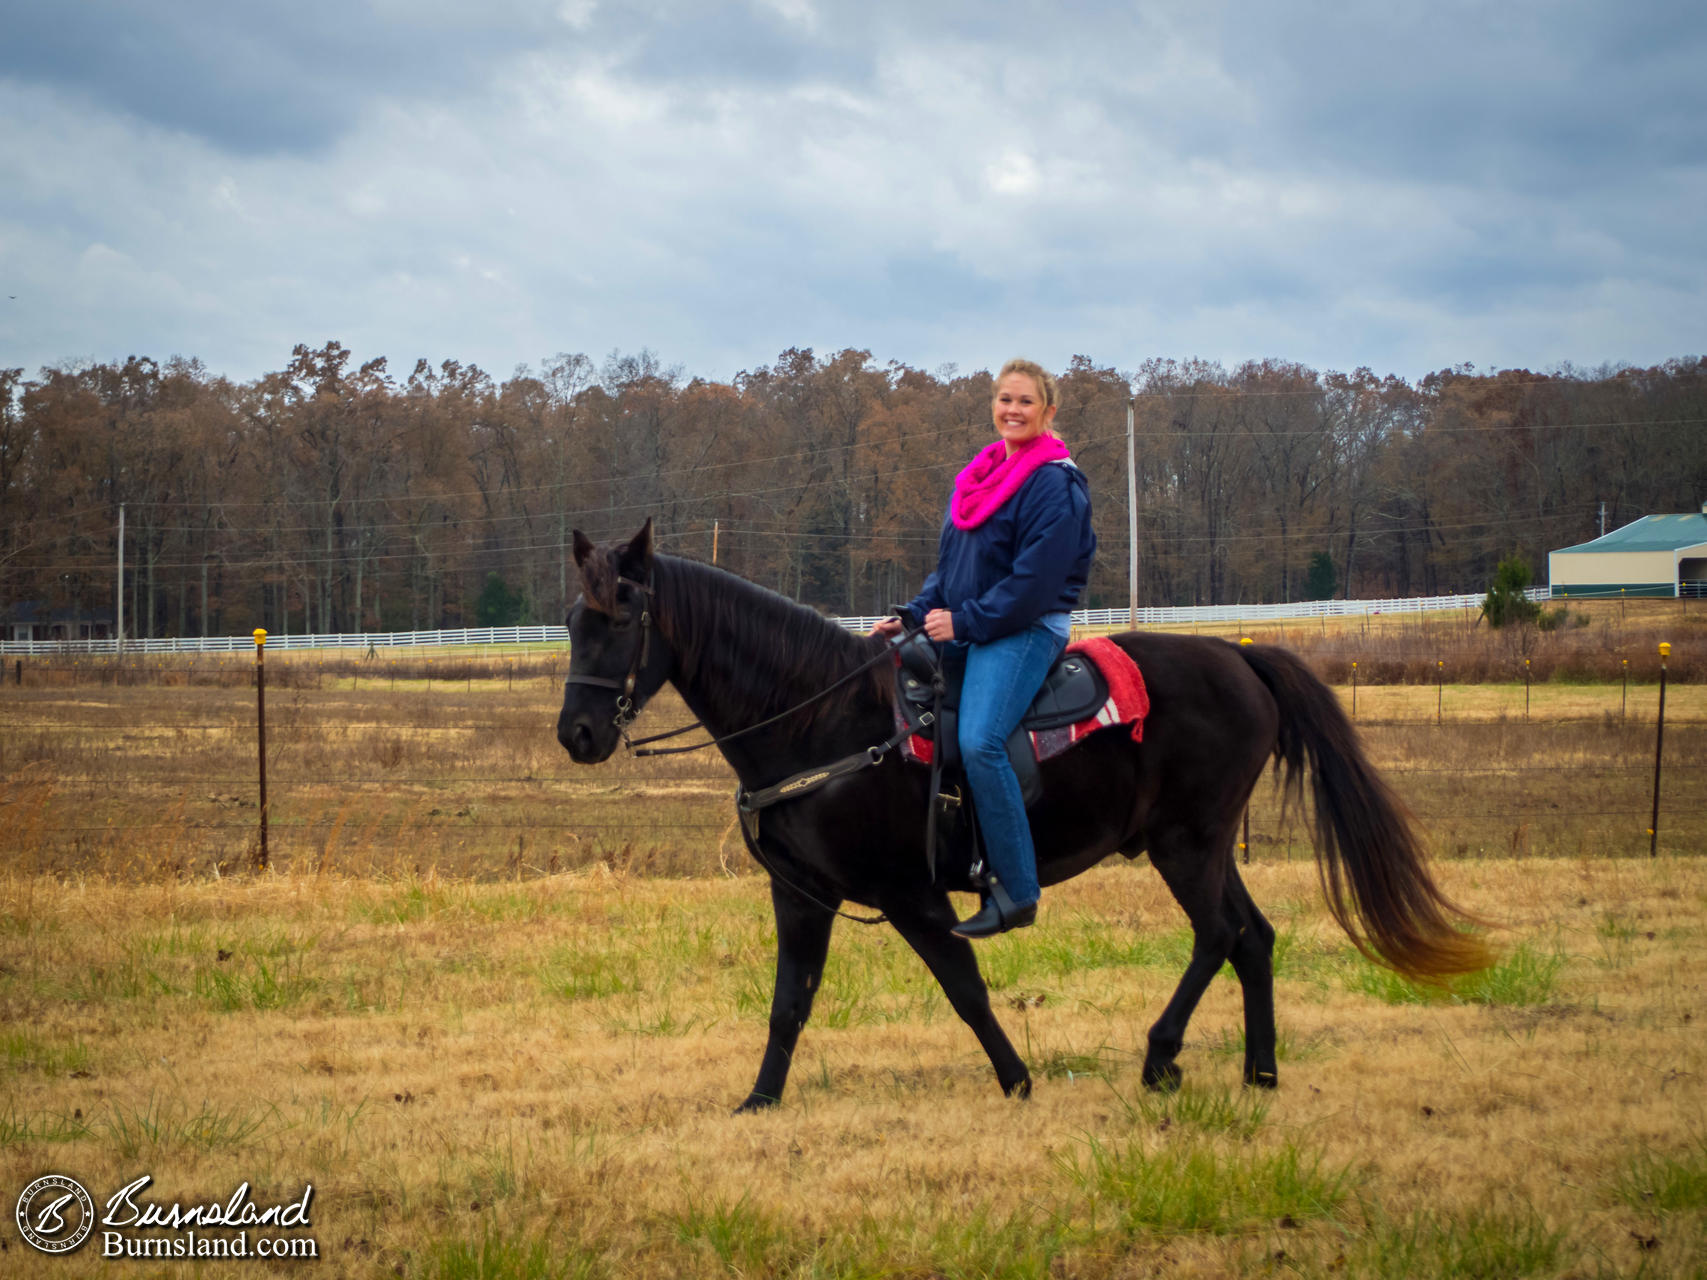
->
[102,1093,276,1158]
[1343,941,1564,1007]
[1270,925,1349,984]
[1105,1080,1271,1139]
[541,948,638,1001]
[352,881,455,925]
[979,916,1197,990]
[194,951,318,1011]
[1027,1033,1128,1082]
[1349,1203,1569,1278]
[1,1028,92,1075]
[1057,1134,1351,1235]
[913,1204,1067,1280]
[1617,1135,1707,1213]
[671,1190,796,1275]
[0,1103,95,1146]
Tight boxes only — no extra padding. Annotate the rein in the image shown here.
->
[629,640,900,757]
[566,569,904,759]
[566,571,928,927]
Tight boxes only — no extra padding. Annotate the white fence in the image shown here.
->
[0,589,1550,657]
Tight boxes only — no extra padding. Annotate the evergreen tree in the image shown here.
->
[1481,555,1541,628]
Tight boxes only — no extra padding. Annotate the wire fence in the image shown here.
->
[0,652,1699,883]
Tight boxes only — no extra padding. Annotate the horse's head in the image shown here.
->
[557,520,674,763]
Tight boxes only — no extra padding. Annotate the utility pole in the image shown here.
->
[116,502,125,655]
[1599,501,1607,538]
[1127,396,1138,626]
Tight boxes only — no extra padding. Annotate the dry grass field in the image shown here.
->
[1,859,1704,1278]
[1,610,1704,1275]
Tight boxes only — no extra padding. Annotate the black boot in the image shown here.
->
[952,874,1037,939]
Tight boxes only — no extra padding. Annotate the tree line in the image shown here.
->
[1,343,1702,638]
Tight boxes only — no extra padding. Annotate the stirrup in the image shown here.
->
[952,873,1036,939]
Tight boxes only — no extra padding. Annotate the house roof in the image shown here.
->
[1552,513,1707,555]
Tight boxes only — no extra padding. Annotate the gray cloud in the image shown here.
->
[0,0,570,154]
[0,1,1701,384]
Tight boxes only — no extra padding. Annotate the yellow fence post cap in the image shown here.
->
[1659,641,1671,658]
[1239,636,1253,646]
[253,629,268,647]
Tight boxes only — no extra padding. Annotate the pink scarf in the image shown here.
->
[951,435,1071,530]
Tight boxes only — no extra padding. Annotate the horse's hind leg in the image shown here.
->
[1141,838,1241,1091]
[737,877,837,1113]
[1225,868,1278,1088]
[886,896,1032,1099]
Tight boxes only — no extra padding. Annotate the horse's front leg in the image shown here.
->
[886,895,1032,1099]
[736,876,837,1113]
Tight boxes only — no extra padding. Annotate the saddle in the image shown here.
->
[891,631,1109,807]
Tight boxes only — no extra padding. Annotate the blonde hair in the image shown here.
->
[995,358,1060,411]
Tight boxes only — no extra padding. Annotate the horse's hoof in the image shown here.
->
[1246,1069,1279,1090]
[733,1093,778,1114]
[1003,1075,1033,1100]
[1142,1060,1182,1093]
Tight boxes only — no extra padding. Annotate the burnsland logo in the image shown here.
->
[15,1173,318,1260]
[15,1175,95,1254]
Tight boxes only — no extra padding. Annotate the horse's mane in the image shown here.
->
[648,554,891,740]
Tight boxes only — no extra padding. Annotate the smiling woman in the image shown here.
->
[876,357,1097,937]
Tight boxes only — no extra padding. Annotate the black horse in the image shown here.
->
[557,523,1490,1110]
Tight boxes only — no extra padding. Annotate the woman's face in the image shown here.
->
[991,371,1057,456]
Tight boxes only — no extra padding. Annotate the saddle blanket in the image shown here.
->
[901,636,1150,766]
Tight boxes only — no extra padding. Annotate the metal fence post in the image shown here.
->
[254,628,269,871]
[1649,642,1669,858]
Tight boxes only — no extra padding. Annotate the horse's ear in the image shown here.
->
[572,529,595,571]
[620,519,654,575]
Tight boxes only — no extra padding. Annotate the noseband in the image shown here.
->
[564,574,654,732]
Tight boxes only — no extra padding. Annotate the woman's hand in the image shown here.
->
[923,609,956,642]
[870,615,906,638]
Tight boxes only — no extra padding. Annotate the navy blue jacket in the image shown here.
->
[903,459,1096,645]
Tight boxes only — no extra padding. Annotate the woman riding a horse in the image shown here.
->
[559,370,1488,1110]
[874,357,1095,938]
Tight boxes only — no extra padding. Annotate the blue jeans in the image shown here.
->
[957,618,1067,908]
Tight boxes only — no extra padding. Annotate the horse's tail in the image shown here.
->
[1236,643,1493,982]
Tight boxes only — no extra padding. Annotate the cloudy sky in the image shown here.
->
[3,0,1703,386]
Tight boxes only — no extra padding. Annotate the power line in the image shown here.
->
[28,412,1707,519]
[0,501,1632,573]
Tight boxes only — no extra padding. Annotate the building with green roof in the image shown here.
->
[1548,509,1707,599]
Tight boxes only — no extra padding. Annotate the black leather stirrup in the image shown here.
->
[951,873,1036,939]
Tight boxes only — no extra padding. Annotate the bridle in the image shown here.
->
[562,573,655,736]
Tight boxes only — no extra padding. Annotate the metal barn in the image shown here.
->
[1548,509,1707,599]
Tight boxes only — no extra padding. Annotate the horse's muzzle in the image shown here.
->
[557,712,613,764]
